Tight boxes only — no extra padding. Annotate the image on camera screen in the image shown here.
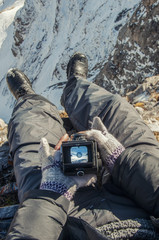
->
[70,146,88,163]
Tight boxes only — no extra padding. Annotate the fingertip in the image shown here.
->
[41,137,48,145]
[92,116,101,128]
[39,137,50,152]
[55,133,69,150]
[94,116,100,121]
[92,117,107,133]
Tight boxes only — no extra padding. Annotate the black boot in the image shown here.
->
[67,52,88,80]
[6,68,35,100]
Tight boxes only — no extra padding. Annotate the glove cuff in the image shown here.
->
[106,145,125,172]
[40,181,74,201]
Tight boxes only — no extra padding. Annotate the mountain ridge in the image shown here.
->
[0,0,142,122]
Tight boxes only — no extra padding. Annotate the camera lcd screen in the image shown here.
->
[70,146,88,164]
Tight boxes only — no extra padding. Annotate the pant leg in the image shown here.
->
[8,94,66,203]
[61,77,159,156]
[61,76,159,218]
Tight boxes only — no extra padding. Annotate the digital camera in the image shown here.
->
[61,133,101,176]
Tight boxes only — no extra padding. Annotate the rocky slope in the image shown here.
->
[95,0,159,95]
[127,75,159,140]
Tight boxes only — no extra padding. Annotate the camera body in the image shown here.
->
[61,133,100,176]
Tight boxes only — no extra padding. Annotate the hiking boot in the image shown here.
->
[67,52,88,80]
[6,68,35,100]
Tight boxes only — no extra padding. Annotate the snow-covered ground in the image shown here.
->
[0,0,141,122]
[0,0,24,121]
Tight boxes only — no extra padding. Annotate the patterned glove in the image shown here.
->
[39,137,97,201]
[82,117,125,173]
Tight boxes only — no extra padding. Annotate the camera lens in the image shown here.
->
[77,171,84,176]
[77,152,82,158]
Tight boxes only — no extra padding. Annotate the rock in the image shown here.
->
[0,119,18,238]
[0,119,9,171]
[154,131,159,142]
[134,102,145,108]
[144,118,159,132]
[0,119,7,145]
[135,106,144,115]
[0,205,19,239]
[0,119,8,144]
[0,204,19,219]
[94,0,159,96]
[125,75,159,140]
[126,75,159,103]
[0,119,7,130]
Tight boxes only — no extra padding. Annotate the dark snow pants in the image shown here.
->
[8,77,159,218]
[8,94,66,202]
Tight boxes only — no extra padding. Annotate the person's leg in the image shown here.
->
[61,60,159,157]
[7,72,66,203]
[61,54,159,235]
[62,54,159,220]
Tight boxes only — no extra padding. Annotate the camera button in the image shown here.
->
[77,171,84,176]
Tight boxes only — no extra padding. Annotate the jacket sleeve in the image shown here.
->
[6,189,70,240]
[112,148,159,220]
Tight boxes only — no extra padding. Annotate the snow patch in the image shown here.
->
[0,0,24,48]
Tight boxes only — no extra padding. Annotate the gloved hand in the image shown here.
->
[39,137,97,201]
[81,117,125,173]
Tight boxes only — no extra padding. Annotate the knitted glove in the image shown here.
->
[39,137,97,201]
[82,117,125,173]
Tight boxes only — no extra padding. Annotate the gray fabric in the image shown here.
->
[6,190,70,240]
[61,77,159,152]
[113,148,159,218]
[62,77,159,218]
[7,77,159,239]
[8,94,66,202]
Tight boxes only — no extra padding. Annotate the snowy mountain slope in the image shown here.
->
[0,0,24,121]
[0,0,141,122]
